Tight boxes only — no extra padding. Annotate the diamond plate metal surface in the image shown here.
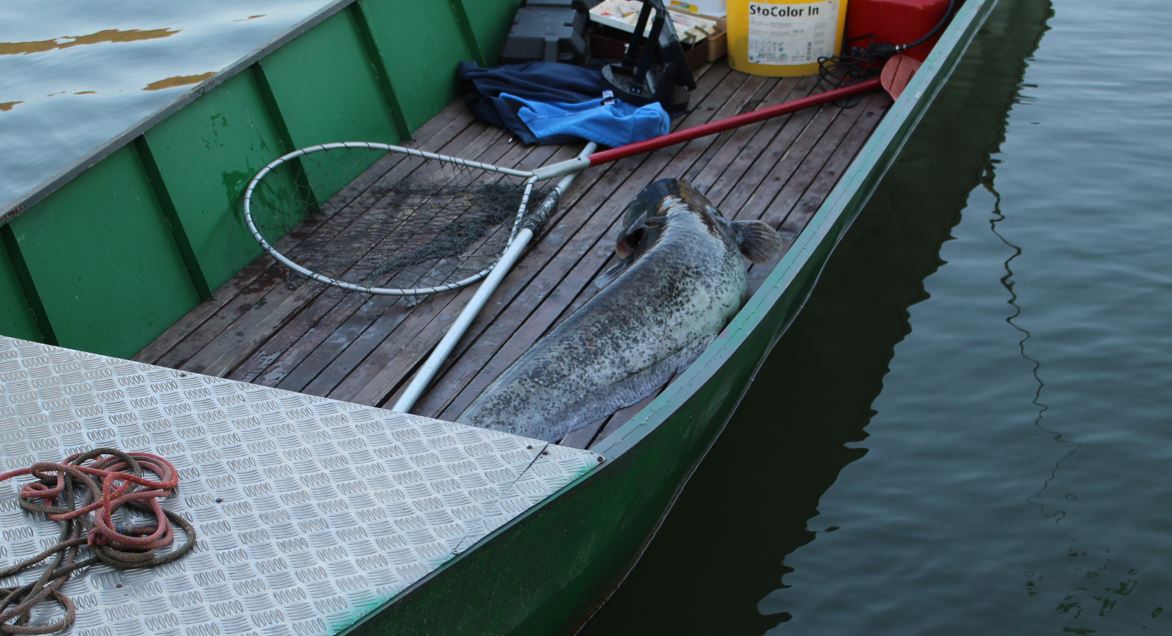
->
[0,336,600,635]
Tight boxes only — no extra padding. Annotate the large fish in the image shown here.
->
[458,178,783,442]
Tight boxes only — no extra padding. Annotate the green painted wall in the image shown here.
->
[362,0,477,131]
[143,72,293,293]
[0,0,523,357]
[6,146,201,358]
[0,234,44,342]
[259,8,401,203]
[458,0,523,65]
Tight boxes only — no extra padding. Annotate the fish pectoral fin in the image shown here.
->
[731,219,785,263]
[594,259,630,289]
[575,337,716,428]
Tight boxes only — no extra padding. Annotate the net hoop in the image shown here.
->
[242,141,538,297]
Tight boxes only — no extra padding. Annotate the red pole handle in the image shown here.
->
[588,78,882,166]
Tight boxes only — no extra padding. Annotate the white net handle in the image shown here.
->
[242,141,538,297]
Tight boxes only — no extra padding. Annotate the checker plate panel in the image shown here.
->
[0,336,599,634]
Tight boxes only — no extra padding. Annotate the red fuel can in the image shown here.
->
[844,0,952,61]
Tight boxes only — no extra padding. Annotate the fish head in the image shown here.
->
[594,179,674,287]
[596,179,785,288]
[614,178,674,259]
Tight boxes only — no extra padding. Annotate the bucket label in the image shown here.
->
[747,1,839,65]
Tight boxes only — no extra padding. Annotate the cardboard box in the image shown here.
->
[668,0,727,18]
[588,9,727,71]
[694,14,727,62]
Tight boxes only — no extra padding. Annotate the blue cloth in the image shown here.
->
[457,60,670,146]
[501,93,670,148]
[458,61,607,145]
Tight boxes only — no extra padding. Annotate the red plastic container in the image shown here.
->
[844,0,952,61]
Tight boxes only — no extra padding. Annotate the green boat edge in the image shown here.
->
[343,1,1000,634]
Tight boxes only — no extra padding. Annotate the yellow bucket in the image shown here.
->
[727,0,849,77]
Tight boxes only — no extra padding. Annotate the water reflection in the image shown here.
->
[983,162,1078,530]
[0,27,179,55]
[984,155,1121,633]
[143,72,216,92]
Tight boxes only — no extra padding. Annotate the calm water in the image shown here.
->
[585,0,1172,634]
[0,0,332,214]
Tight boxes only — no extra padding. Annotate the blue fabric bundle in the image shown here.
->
[457,61,669,147]
[501,93,669,148]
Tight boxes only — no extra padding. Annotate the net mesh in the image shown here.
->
[245,143,540,298]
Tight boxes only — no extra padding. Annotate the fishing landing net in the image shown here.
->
[243,142,553,301]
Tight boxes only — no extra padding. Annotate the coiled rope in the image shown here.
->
[0,448,195,635]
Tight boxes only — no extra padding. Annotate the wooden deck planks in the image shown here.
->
[332,65,747,407]
[139,62,890,451]
[247,64,731,403]
[463,88,880,446]
[416,71,778,420]
[407,68,764,416]
[485,86,882,447]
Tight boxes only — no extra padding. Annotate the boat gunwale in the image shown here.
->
[341,0,1000,630]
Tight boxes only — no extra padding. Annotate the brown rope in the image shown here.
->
[0,448,196,634]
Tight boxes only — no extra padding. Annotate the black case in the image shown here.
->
[500,2,592,64]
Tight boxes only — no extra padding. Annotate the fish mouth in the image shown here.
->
[600,178,725,287]
[598,218,651,288]
[611,179,710,262]
[615,225,646,259]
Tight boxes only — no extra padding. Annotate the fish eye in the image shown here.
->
[626,227,645,245]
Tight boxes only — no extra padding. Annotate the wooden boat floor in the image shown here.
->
[137,62,888,451]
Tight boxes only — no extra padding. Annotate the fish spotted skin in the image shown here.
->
[458,178,782,442]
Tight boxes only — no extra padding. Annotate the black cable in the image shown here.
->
[855,0,958,59]
[819,0,959,91]
[894,0,957,53]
